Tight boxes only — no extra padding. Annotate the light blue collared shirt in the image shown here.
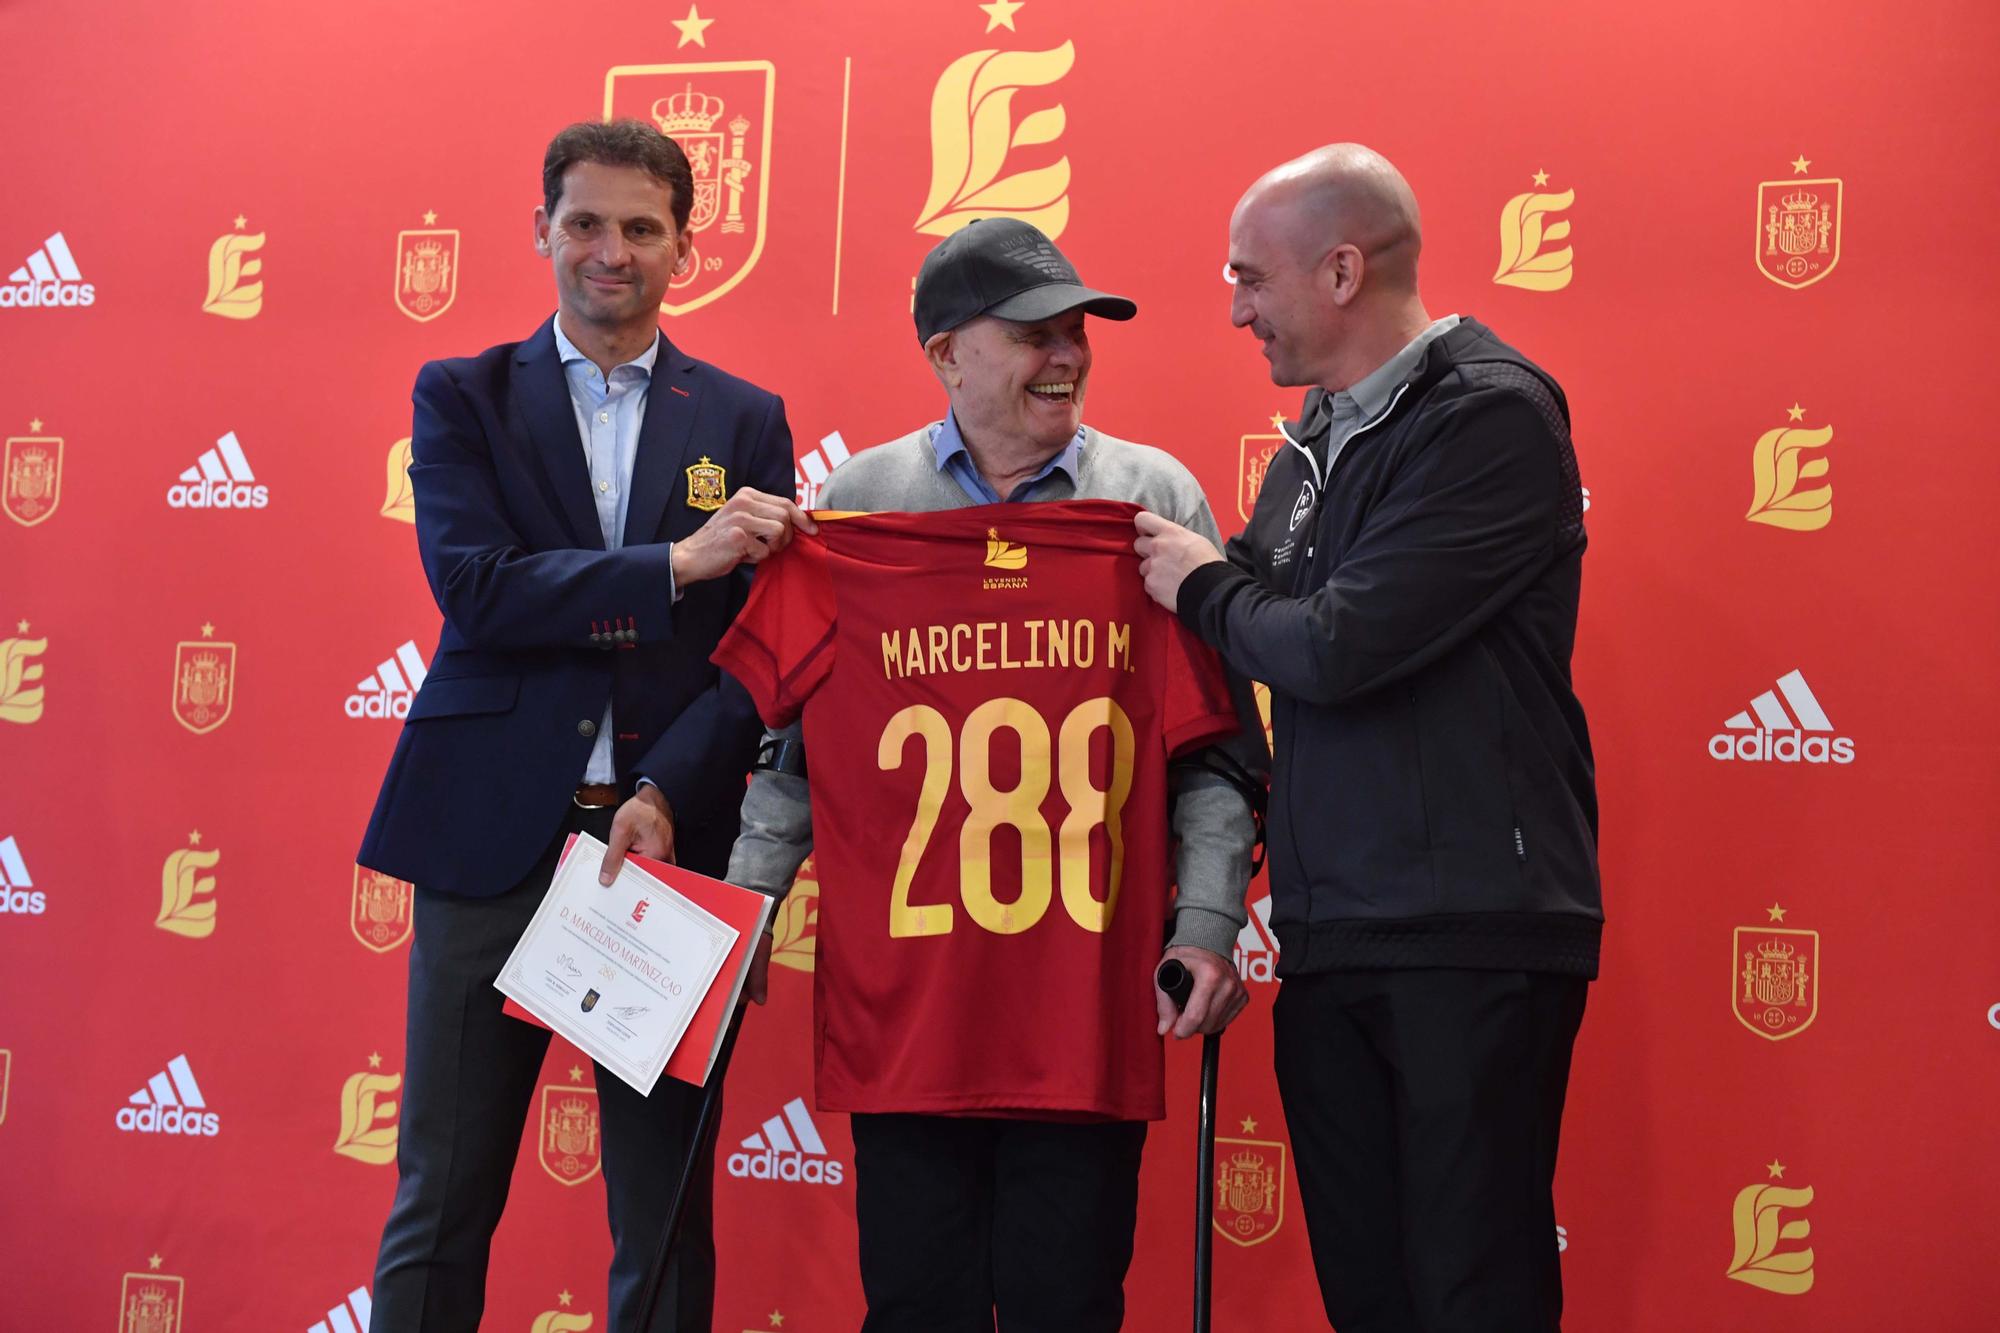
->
[553,317,660,784]
[930,411,1084,504]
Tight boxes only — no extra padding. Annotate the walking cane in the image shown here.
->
[1157,957,1220,1333]
[630,1004,746,1333]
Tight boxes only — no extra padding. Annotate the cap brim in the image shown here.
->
[984,282,1137,325]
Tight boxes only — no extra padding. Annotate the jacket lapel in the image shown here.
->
[622,336,701,547]
[510,318,604,550]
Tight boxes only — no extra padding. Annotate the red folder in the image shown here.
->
[501,834,774,1087]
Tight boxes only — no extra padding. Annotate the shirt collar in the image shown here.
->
[932,410,1085,484]
[552,316,661,378]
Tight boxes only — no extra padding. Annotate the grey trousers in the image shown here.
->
[371,804,716,1332]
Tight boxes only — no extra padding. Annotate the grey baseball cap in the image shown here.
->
[913,218,1137,343]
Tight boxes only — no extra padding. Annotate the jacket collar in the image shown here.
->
[512,317,602,548]
[622,334,701,547]
[1280,316,1504,448]
[510,315,703,549]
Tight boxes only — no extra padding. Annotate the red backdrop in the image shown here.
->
[4,0,1998,1328]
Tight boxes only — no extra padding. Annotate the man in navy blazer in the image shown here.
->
[359,120,813,1332]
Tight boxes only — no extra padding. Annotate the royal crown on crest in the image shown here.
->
[653,85,726,134]
[1756,939,1796,962]
[1780,189,1821,214]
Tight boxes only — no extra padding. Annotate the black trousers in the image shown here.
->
[1273,968,1588,1333]
[371,803,716,1332]
[850,1112,1148,1333]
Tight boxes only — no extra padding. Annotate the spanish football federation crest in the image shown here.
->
[1734,917,1818,1041]
[172,626,236,734]
[605,61,774,315]
[541,1079,604,1186]
[394,213,459,321]
[4,420,62,526]
[119,1267,184,1333]
[1237,422,1284,522]
[685,455,727,511]
[1756,163,1841,289]
[1213,1133,1286,1246]
[352,866,414,953]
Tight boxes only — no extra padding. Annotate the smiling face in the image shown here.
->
[534,160,691,336]
[1227,191,1344,389]
[932,310,1092,455]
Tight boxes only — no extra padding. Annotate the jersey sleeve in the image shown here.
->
[1160,609,1240,757]
[710,531,838,728]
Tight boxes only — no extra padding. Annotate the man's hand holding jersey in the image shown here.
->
[670,486,818,588]
[1134,509,1226,611]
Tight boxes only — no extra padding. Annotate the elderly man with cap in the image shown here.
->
[720,218,1264,1332]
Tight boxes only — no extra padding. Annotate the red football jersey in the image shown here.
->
[713,500,1238,1119]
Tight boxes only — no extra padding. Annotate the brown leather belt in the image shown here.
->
[573,783,622,809]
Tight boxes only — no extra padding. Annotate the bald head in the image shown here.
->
[1236,143,1423,290]
[1227,144,1433,391]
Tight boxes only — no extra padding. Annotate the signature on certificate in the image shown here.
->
[612,1005,652,1020]
[553,953,583,978]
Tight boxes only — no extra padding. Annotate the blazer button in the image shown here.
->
[578,719,597,738]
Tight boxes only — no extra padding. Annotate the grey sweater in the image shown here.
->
[723,423,1263,957]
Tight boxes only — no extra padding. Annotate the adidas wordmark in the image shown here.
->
[346,641,429,719]
[0,835,46,915]
[1708,669,1855,764]
[168,431,269,509]
[1,231,95,308]
[116,1054,221,1136]
[728,1096,844,1185]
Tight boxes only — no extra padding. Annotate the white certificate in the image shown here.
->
[496,832,738,1096]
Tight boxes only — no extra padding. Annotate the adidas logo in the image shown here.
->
[727,1096,844,1185]
[794,430,851,510]
[1232,893,1278,984]
[1708,669,1855,765]
[0,835,45,916]
[1,231,95,308]
[307,1285,372,1333]
[167,430,269,509]
[115,1054,221,1136]
[345,640,429,719]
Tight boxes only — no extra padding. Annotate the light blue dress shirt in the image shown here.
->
[930,411,1084,505]
[552,318,659,785]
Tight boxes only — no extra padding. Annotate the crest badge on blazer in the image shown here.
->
[685,455,727,511]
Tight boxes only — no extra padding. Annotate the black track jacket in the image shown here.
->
[1178,318,1600,977]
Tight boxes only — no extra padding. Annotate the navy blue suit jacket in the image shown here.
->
[358,317,792,895]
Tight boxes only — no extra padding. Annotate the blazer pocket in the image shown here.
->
[406,674,521,720]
